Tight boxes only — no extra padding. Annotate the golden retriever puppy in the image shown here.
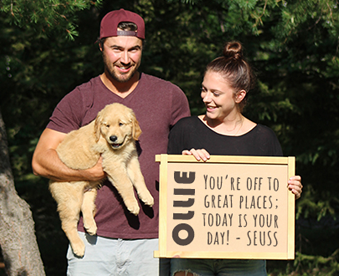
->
[49,103,154,257]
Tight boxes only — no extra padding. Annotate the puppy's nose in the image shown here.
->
[110,135,118,142]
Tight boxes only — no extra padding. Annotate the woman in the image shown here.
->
[167,41,302,276]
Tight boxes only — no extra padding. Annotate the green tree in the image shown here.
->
[0,1,101,274]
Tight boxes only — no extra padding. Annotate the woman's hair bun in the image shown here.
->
[223,41,243,60]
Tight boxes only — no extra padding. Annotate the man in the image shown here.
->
[32,9,190,276]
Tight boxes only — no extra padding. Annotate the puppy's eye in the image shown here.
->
[119,122,124,126]
[105,124,110,128]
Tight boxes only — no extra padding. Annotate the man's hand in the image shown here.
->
[32,128,106,182]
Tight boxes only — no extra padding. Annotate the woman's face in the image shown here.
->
[201,70,244,122]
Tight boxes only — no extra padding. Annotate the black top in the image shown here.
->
[168,116,283,156]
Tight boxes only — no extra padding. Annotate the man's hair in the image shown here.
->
[118,21,138,32]
[98,21,145,48]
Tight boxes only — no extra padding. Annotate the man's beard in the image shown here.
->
[103,53,140,83]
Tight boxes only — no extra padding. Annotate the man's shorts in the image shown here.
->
[67,232,168,276]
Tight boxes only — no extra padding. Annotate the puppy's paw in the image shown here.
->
[84,223,97,236]
[139,192,154,207]
[142,195,154,207]
[127,204,140,216]
[72,240,85,258]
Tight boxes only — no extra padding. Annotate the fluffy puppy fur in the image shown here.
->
[49,103,154,257]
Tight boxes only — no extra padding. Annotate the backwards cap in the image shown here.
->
[100,9,145,39]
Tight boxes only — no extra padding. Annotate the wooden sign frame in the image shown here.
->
[154,154,295,260]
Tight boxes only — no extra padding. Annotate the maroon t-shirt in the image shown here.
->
[47,73,190,239]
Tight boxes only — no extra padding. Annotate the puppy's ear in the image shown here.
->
[94,112,102,142]
[132,115,142,140]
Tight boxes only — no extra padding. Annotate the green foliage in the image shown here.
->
[0,0,102,39]
[0,1,103,274]
[1,0,339,274]
[292,250,339,275]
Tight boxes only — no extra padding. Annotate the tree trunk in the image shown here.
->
[0,109,45,276]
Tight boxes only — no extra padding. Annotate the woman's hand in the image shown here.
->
[288,175,303,200]
[182,149,303,200]
[182,148,210,162]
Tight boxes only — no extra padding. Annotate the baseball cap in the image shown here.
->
[100,9,145,39]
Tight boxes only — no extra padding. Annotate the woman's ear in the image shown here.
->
[235,90,247,104]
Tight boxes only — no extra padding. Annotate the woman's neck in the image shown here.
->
[199,114,256,136]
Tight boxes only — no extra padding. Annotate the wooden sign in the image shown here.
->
[154,154,295,260]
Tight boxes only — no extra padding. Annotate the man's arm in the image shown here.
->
[32,128,105,182]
